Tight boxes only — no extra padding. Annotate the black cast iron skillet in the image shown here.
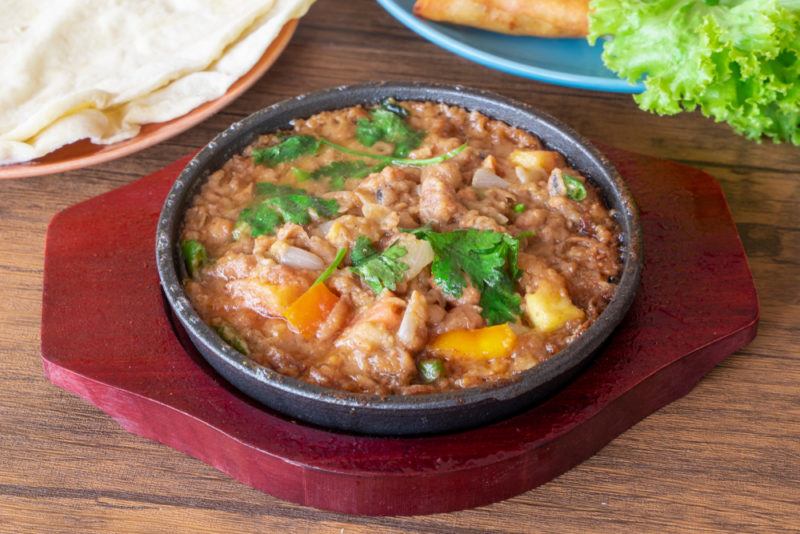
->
[156,82,643,436]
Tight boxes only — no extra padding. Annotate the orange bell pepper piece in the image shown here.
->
[429,324,517,361]
[283,282,340,340]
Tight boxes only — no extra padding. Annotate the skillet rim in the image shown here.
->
[156,81,642,429]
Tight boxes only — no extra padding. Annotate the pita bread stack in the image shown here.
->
[0,0,315,165]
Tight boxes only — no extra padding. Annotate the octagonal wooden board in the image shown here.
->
[41,147,758,516]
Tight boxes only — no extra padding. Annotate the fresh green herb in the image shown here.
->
[256,182,338,224]
[254,182,307,197]
[381,98,410,118]
[255,183,339,220]
[320,138,467,167]
[236,204,282,238]
[479,279,521,326]
[291,167,312,181]
[313,247,348,286]
[513,203,526,213]
[563,174,587,201]
[236,183,339,237]
[356,102,425,157]
[516,230,535,240]
[252,135,320,166]
[310,160,385,189]
[350,236,409,293]
[252,129,467,190]
[329,176,347,191]
[418,358,445,383]
[181,240,207,278]
[232,220,250,240]
[313,160,372,179]
[408,228,523,325]
[213,323,250,355]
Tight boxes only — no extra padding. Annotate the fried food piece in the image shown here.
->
[413,0,589,38]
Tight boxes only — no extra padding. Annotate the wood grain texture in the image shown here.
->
[38,148,757,515]
[1,0,798,532]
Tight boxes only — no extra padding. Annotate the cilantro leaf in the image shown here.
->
[320,138,467,167]
[356,102,425,158]
[349,236,377,266]
[254,182,305,196]
[480,278,523,327]
[408,228,523,325]
[313,160,371,180]
[380,98,410,118]
[311,160,385,189]
[237,204,282,237]
[251,132,463,174]
[313,247,348,286]
[255,182,338,218]
[291,167,312,181]
[350,236,409,293]
[252,135,321,167]
[267,196,316,225]
[236,183,339,238]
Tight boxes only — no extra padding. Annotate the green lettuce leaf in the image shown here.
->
[589,0,800,144]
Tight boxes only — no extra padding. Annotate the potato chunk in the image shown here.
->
[509,150,565,176]
[525,280,585,333]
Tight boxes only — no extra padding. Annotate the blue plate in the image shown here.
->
[377,0,643,94]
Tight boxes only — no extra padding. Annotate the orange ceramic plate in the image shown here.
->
[0,19,298,180]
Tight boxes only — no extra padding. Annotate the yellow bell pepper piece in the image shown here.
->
[509,150,564,175]
[261,283,306,314]
[430,324,517,361]
[525,280,585,334]
[226,279,306,317]
[283,282,340,340]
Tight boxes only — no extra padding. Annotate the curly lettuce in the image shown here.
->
[589,0,800,144]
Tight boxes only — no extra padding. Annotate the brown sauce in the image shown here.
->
[181,101,621,394]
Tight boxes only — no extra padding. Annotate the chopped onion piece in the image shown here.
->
[397,305,415,349]
[271,241,325,271]
[397,290,427,351]
[548,169,567,197]
[317,219,335,236]
[472,168,509,189]
[394,234,434,281]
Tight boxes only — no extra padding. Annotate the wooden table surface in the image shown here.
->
[1,1,798,532]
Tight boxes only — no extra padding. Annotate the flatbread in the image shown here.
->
[0,0,314,165]
[413,0,589,38]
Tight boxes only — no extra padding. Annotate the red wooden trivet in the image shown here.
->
[41,147,758,516]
